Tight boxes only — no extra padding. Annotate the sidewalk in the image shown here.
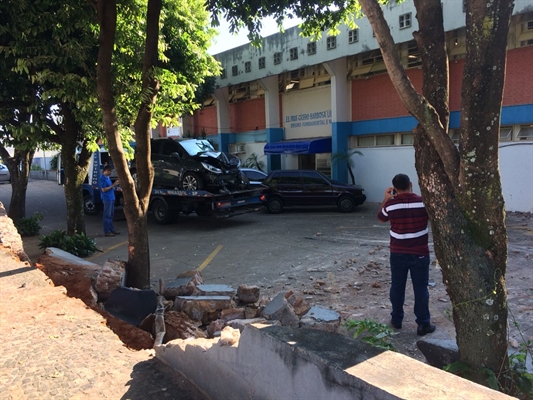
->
[0,210,206,399]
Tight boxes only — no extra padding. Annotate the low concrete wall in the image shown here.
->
[155,324,513,400]
[29,170,56,181]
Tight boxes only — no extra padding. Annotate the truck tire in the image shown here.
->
[182,172,204,191]
[266,197,284,214]
[84,194,101,215]
[151,198,173,225]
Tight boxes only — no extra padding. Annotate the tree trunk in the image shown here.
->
[1,148,34,223]
[359,0,512,382]
[60,106,92,235]
[96,0,160,289]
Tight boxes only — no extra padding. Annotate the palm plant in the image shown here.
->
[242,153,265,172]
[331,149,363,185]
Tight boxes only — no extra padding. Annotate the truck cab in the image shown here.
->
[57,147,120,215]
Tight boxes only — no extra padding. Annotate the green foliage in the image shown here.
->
[241,153,265,171]
[39,230,99,258]
[49,154,58,170]
[30,164,42,171]
[15,212,43,237]
[445,340,533,398]
[344,319,397,351]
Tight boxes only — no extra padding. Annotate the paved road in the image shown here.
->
[0,179,389,291]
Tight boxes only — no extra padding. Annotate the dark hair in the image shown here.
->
[392,174,410,190]
[103,165,113,172]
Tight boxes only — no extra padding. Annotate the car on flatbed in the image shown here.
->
[131,138,249,192]
[262,169,366,214]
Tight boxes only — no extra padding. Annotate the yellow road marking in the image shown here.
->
[87,239,128,261]
[197,245,223,272]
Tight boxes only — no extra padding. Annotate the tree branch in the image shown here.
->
[358,0,460,187]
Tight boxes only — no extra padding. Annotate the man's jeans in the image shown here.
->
[389,253,430,326]
[102,200,116,234]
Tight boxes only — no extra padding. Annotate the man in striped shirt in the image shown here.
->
[378,173,436,336]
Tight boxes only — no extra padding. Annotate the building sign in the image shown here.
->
[285,110,332,129]
[282,86,332,140]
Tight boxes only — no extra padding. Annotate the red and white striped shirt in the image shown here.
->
[377,193,429,256]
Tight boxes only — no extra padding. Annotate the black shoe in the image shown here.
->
[390,319,402,329]
[417,324,436,336]
[111,231,120,235]
[105,232,115,237]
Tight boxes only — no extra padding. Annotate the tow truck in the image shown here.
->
[58,147,266,225]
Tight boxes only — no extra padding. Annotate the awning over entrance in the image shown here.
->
[264,137,332,155]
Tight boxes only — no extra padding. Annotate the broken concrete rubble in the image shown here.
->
[236,284,260,304]
[31,248,355,351]
[174,295,235,325]
[162,270,204,297]
[262,292,300,327]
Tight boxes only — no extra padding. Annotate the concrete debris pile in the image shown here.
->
[142,269,342,344]
[36,247,341,349]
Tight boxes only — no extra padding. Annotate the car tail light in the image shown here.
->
[216,201,232,209]
[260,195,266,201]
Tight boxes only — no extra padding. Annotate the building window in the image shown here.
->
[517,125,533,140]
[357,136,375,147]
[290,47,298,60]
[274,52,282,65]
[499,127,513,141]
[376,135,395,146]
[307,42,317,55]
[231,65,238,76]
[258,57,266,69]
[450,129,460,144]
[348,29,359,44]
[401,134,414,145]
[399,13,412,29]
[245,61,251,73]
[220,68,226,79]
[327,36,336,50]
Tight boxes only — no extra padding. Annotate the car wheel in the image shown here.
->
[337,195,356,213]
[182,172,204,191]
[267,197,284,214]
[83,194,101,216]
[151,199,173,225]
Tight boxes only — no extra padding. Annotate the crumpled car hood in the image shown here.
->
[197,151,239,168]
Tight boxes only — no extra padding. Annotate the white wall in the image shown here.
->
[499,143,533,213]
[351,147,419,203]
[352,143,533,213]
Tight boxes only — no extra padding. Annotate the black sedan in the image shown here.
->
[240,168,267,188]
[262,169,366,213]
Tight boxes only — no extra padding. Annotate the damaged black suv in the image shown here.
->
[135,138,249,192]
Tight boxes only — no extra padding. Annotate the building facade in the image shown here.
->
[181,0,533,212]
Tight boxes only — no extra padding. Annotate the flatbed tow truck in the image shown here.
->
[60,148,266,225]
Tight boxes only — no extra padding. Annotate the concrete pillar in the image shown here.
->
[260,76,284,172]
[324,60,351,183]
[214,87,231,152]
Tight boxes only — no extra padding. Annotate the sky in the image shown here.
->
[208,16,302,55]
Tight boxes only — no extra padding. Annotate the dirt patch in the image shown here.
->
[258,211,533,362]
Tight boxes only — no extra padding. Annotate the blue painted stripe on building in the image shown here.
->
[351,115,417,135]
[350,104,532,135]
[501,105,533,125]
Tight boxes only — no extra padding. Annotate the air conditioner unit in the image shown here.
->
[228,143,246,154]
